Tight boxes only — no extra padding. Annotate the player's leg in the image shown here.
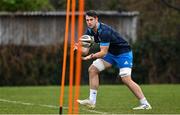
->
[121,76,144,99]
[120,75,151,109]
[88,59,112,90]
[120,74,152,109]
[88,59,112,104]
[116,51,152,109]
[77,54,113,108]
[119,68,145,99]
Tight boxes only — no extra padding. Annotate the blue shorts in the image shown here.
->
[102,51,133,68]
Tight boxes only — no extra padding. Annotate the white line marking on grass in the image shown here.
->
[0,98,34,106]
[81,108,108,114]
[40,104,59,108]
[0,98,107,114]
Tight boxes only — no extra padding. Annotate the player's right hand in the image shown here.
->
[73,43,78,51]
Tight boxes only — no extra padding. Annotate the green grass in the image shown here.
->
[0,85,180,114]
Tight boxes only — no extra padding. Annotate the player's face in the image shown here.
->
[85,15,98,29]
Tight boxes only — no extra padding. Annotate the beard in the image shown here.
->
[89,25,96,29]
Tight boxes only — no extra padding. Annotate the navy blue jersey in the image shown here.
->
[85,22,131,55]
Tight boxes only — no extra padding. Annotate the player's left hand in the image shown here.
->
[82,54,93,60]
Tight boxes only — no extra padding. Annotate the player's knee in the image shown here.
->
[119,68,132,78]
[92,59,105,72]
[121,76,132,84]
[88,65,99,74]
[119,68,132,84]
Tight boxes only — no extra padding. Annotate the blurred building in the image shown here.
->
[0,11,139,45]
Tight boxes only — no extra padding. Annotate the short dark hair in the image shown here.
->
[86,10,98,18]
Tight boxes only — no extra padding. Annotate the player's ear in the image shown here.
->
[95,17,98,22]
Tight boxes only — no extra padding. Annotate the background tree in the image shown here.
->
[0,0,53,11]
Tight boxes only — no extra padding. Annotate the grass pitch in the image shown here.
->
[0,85,180,114]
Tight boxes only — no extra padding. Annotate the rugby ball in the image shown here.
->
[80,35,94,48]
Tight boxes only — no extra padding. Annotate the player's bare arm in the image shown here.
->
[82,45,109,60]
